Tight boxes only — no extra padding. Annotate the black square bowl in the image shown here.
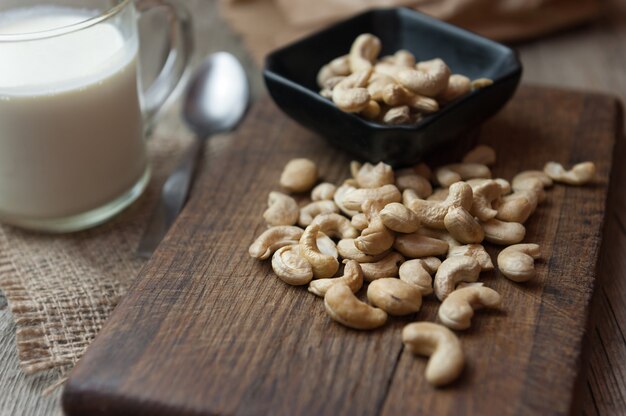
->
[263,8,522,167]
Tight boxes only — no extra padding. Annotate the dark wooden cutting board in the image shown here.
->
[62,86,621,416]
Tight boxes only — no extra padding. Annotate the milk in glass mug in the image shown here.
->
[0,0,191,232]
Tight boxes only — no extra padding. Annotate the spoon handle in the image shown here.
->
[137,137,203,258]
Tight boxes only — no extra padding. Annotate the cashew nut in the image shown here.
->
[382,105,411,124]
[334,183,360,217]
[337,238,389,263]
[393,233,449,258]
[354,200,395,255]
[367,278,422,316]
[271,245,313,286]
[407,181,473,229]
[481,218,525,245]
[361,251,405,281]
[367,72,396,101]
[356,162,395,188]
[395,169,433,198]
[417,227,461,250]
[402,322,464,387]
[544,161,596,185]
[324,283,387,330]
[381,49,416,67]
[437,74,471,103]
[349,33,381,72]
[351,213,369,231]
[382,84,439,113]
[434,256,481,301]
[471,78,493,89]
[316,232,338,258]
[311,182,337,201]
[298,200,339,227]
[308,260,363,297]
[427,187,449,201]
[435,163,492,187]
[361,100,381,119]
[249,226,304,260]
[332,69,373,113]
[448,244,494,271]
[399,257,441,295]
[438,286,502,330]
[397,58,451,97]
[495,195,533,223]
[497,243,541,282]
[469,179,502,221]
[309,213,359,239]
[299,224,339,278]
[374,61,403,79]
[379,202,421,233]
[342,184,402,211]
[462,144,496,165]
[444,207,484,244]
[280,158,318,193]
[316,55,351,88]
[512,170,552,191]
[263,191,299,226]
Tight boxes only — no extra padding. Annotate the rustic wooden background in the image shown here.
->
[0,0,624,414]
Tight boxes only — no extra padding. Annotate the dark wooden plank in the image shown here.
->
[62,85,619,416]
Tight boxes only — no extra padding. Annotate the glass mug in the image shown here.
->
[0,0,192,232]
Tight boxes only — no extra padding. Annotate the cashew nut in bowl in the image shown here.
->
[407,181,473,229]
[427,188,449,201]
[361,251,405,281]
[434,256,481,301]
[272,245,313,286]
[471,78,493,89]
[349,33,381,72]
[462,144,496,166]
[367,72,396,101]
[298,200,339,227]
[399,257,441,295]
[355,200,396,255]
[544,161,596,185]
[249,226,304,260]
[437,74,471,104]
[324,283,387,330]
[367,278,422,316]
[311,182,337,201]
[361,100,381,120]
[382,84,439,113]
[308,260,363,297]
[342,184,402,211]
[497,243,541,282]
[380,202,421,233]
[481,219,526,245]
[310,213,359,239]
[337,238,390,263]
[381,49,416,67]
[397,58,451,97]
[444,207,484,244]
[280,158,318,193]
[263,191,299,226]
[355,162,395,188]
[393,234,449,258]
[402,322,464,387]
[435,163,492,187]
[316,55,350,88]
[382,105,411,125]
[395,169,432,198]
[299,224,339,278]
[438,286,502,330]
[469,180,503,221]
[448,244,494,271]
[332,69,373,113]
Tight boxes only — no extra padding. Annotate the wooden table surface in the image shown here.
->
[0,0,624,414]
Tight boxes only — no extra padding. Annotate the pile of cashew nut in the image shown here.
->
[249,151,596,387]
[317,33,494,125]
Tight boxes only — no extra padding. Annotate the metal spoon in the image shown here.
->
[137,52,249,257]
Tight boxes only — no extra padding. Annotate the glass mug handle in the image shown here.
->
[136,0,193,129]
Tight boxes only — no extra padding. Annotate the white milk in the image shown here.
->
[0,6,147,221]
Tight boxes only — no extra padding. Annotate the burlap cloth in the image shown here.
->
[0,0,602,393]
[0,132,191,391]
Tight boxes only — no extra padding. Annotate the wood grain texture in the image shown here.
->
[61,86,620,416]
